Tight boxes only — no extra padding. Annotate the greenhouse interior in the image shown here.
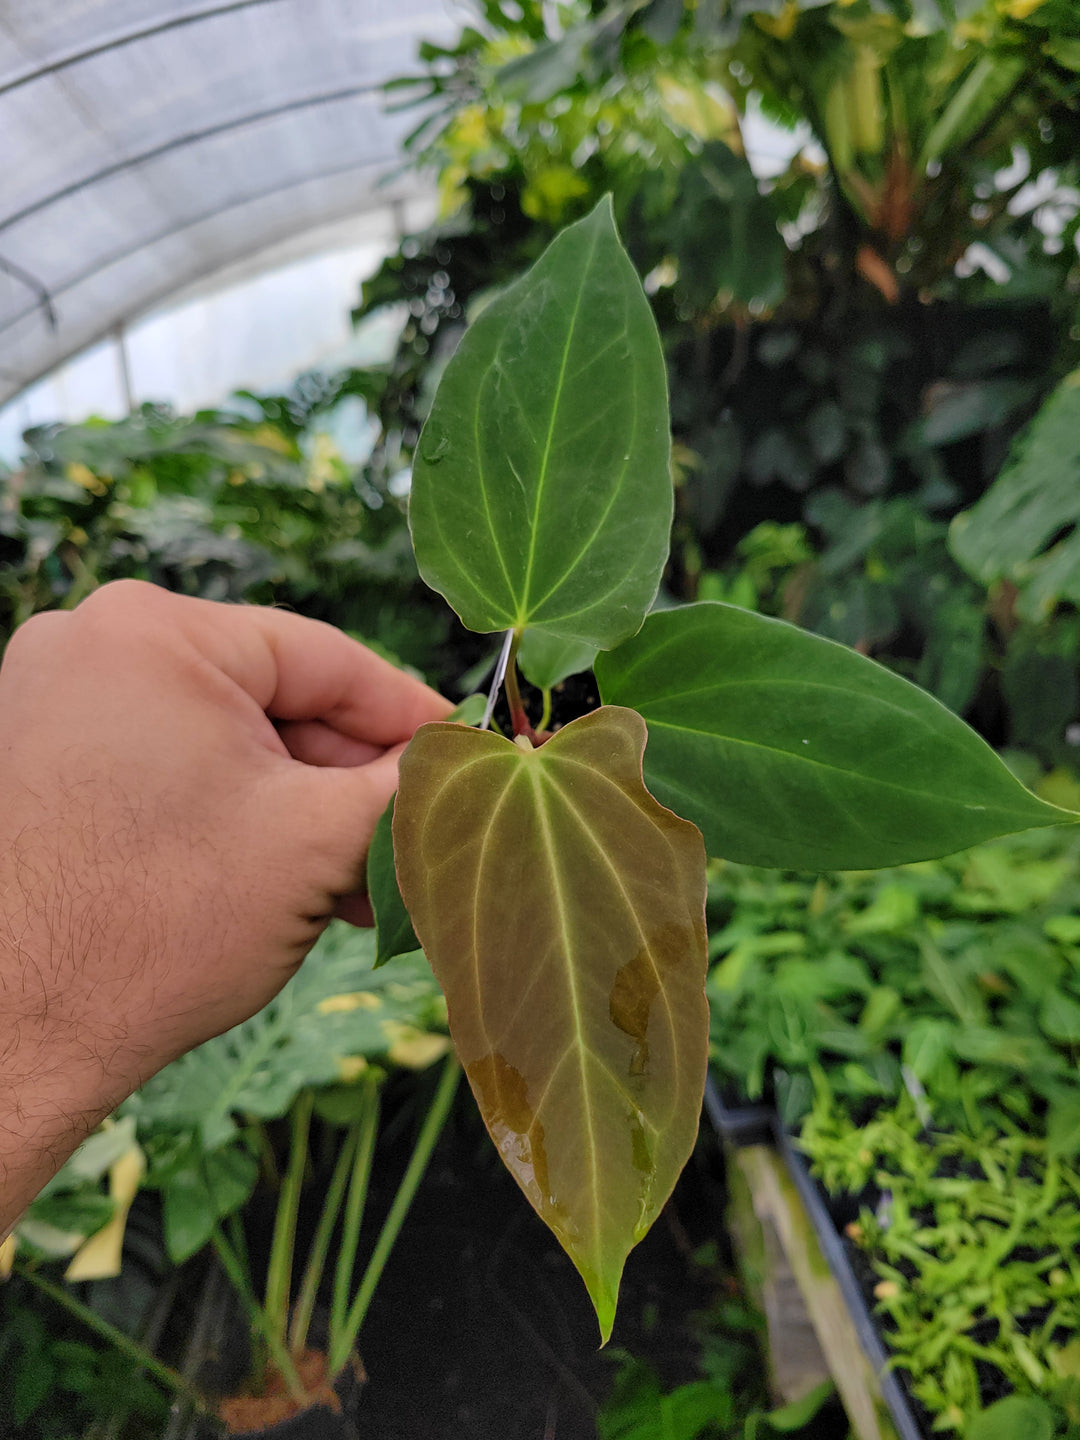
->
[1,2,1079,1438]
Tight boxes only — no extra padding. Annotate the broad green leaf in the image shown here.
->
[950,369,1080,619]
[409,196,672,647]
[393,706,708,1341]
[518,628,600,689]
[596,603,1072,871]
[369,797,419,967]
[160,1142,258,1263]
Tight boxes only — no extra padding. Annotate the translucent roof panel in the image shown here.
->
[0,0,459,407]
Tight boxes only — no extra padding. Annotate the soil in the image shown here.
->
[218,1351,344,1433]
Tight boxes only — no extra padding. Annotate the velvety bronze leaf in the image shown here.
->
[393,707,708,1341]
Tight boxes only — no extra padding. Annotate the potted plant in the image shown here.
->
[361,195,1073,1356]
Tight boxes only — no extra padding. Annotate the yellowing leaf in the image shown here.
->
[394,707,708,1341]
[337,1055,370,1082]
[65,1145,145,1282]
[0,1233,15,1277]
[379,1022,452,1070]
[655,74,741,147]
[317,991,383,1014]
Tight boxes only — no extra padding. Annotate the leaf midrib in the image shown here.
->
[643,717,1039,817]
[527,759,602,1269]
[519,218,602,623]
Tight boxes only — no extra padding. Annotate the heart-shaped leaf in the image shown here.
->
[596,603,1072,870]
[393,706,708,1340]
[409,196,672,648]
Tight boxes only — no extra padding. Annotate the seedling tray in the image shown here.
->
[772,1126,923,1440]
[704,1093,922,1440]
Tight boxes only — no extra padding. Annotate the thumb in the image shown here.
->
[265,743,409,906]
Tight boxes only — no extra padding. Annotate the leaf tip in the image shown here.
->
[584,1265,621,1348]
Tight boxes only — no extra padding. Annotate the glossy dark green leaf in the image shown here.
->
[596,603,1072,871]
[369,797,420,967]
[394,706,708,1341]
[409,197,672,647]
[518,628,600,689]
[950,369,1080,618]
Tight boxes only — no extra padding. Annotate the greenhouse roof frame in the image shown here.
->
[0,0,457,407]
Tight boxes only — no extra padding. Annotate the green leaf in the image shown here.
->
[752,1379,835,1435]
[449,693,488,726]
[1039,988,1080,1044]
[596,603,1072,870]
[161,1143,258,1263]
[409,196,672,647]
[966,1395,1056,1440]
[1047,1094,1080,1157]
[950,369,1080,617]
[598,1354,734,1440]
[668,142,785,311]
[518,628,600,689]
[902,1018,954,1083]
[393,706,708,1341]
[369,796,420,967]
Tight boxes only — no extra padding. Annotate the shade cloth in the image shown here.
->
[0,0,456,406]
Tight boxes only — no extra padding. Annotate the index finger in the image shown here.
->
[165,591,452,745]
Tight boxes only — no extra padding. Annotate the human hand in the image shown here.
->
[0,580,450,1231]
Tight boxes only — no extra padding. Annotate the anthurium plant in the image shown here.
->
[370,196,1074,1343]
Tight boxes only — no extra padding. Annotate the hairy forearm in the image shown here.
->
[0,849,138,1236]
[0,581,449,1232]
[0,1029,115,1238]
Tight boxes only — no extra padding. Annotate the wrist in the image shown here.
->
[0,943,124,1235]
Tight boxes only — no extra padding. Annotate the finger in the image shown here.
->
[80,583,452,747]
[277,720,384,769]
[265,745,408,900]
[203,606,451,745]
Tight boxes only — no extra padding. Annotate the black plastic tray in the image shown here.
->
[702,1072,775,1148]
[700,1086,924,1440]
[773,1127,924,1440]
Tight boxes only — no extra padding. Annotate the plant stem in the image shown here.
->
[330,1053,461,1376]
[288,1124,359,1357]
[329,1075,381,1366]
[16,1263,203,1410]
[503,632,530,737]
[538,687,552,733]
[265,1089,313,1351]
[211,1226,307,1403]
